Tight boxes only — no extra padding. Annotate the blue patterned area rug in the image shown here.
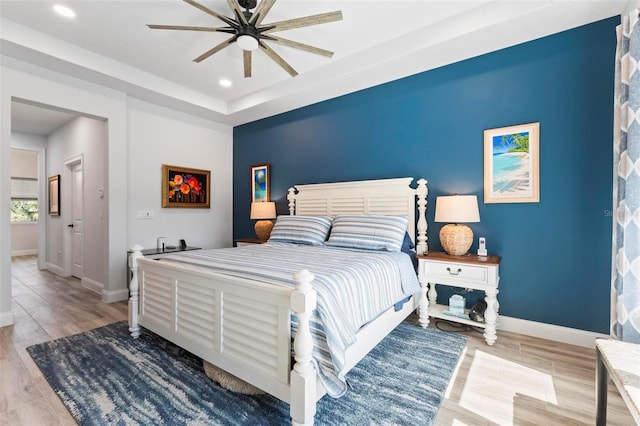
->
[27,320,466,425]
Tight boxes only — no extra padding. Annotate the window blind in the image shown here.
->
[11,178,38,199]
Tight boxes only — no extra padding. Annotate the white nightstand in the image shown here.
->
[127,246,201,284]
[417,251,501,345]
[235,238,267,247]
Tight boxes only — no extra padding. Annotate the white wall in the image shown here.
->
[11,223,38,256]
[10,131,47,152]
[127,99,233,250]
[0,59,233,326]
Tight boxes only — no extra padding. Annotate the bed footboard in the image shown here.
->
[128,246,318,425]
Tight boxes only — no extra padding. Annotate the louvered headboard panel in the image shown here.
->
[287,177,428,253]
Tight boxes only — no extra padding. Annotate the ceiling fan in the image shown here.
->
[147,0,343,78]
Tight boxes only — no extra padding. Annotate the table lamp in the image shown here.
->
[250,201,276,241]
[434,195,480,256]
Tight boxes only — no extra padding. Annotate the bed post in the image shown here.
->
[288,186,296,215]
[415,179,429,328]
[290,269,317,426]
[416,178,428,255]
[128,245,143,338]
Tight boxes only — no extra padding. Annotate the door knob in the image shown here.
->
[67,224,74,228]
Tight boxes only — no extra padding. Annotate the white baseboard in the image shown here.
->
[82,277,103,295]
[498,315,607,348]
[11,249,38,257]
[102,288,129,303]
[0,310,15,327]
[45,262,65,277]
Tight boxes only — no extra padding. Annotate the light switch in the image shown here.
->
[137,210,154,219]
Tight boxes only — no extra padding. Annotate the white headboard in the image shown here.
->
[287,177,428,254]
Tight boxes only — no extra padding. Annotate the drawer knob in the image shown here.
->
[447,267,462,276]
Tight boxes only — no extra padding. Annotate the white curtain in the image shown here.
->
[612,9,640,343]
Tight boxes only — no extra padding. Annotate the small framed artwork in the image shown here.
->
[484,122,540,203]
[162,164,210,208]
[251,163,270,202]
[48,175,60,215]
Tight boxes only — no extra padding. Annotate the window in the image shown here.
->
[11,178,38,222]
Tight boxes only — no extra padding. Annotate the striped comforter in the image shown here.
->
[163,242,420,397]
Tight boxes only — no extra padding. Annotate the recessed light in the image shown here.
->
[53,4,76,18]
[219,79,232,87]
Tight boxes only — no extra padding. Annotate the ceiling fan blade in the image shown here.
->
[259,41,298,77]
[147,24,231,33]
[267,35,333,57]
[249,0,276,26]
[183,0,237,27]
[243,50,252,78]
[262,11,342,33]
[227,0,248,25]
[193,36,236,63]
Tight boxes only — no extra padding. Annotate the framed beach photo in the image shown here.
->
[484,122,540,203]
[251,163,270,202]
[162,164,210,208]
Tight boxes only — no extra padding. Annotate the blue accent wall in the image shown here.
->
[234,17,618,333]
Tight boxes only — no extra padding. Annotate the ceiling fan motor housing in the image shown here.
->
[238,0,257,11]
[238,24,259,39]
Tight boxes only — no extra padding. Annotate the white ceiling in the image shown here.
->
[0,0,634,131]
[11,100,78,136]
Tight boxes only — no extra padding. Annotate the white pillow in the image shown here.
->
[268,215,333,246]
[325,215,409,252]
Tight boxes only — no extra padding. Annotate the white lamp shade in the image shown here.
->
[434,195,480,223]
[250,201,276,220]
[237,34,258,51]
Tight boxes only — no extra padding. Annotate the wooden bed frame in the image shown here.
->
[128,177,429,425]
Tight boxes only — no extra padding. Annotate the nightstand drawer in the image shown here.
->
[427,262,488,285]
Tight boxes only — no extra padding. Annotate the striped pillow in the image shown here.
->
[325,215,409,252]
[268,215,333,246]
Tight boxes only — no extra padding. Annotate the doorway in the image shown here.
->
[66,156,84,279]
[2,75,128,328]
[10,100,107,289]
[10,100,77,270]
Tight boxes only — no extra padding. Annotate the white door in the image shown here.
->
[70,162,83,278]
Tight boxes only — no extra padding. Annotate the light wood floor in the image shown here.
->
[0,255,635,425]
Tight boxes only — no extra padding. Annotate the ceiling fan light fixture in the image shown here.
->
[53,4,76,18]
[237,34,258,51]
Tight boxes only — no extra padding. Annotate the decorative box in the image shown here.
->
[449,294,465,316]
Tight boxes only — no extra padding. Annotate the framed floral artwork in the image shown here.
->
[162,164,210,208]
[484,122,540,203]
[251,163,270,202]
